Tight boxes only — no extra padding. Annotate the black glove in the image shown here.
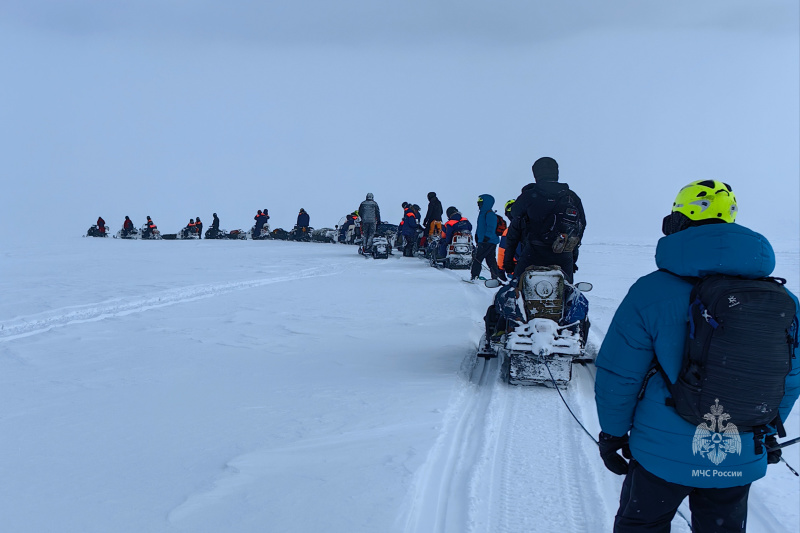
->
[503,260,516,275]
[765,435,782,465]
[598,432,631,475]
[573,264,579,272]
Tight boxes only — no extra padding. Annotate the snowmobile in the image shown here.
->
[248,224,272,240]
[360,235,391,259]
[311,228,337,243]
[288,226,312,242]
[375,223,398,248]
[345,222,362,246]
[429,232,474,270]
[115,227,139,239]
[86,225,108,238]
[205,228,246,240]
[271,228,289,240]
[178,226,200,240]
[139,224,162,240]
[478,266,592,387]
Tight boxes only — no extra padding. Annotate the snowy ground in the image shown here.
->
[1,237,798,533]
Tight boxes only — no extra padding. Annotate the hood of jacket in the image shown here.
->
[478,194,495,213]
[655,223,775,278]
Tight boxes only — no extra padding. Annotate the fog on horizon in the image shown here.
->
[1,1,798,245]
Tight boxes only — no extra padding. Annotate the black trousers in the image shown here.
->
[471,242,500,279]
[615,461,750,533]
[513,243,574,284]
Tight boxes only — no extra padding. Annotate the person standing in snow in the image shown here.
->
[504,157,586,283]
[422,192,443,247]
[398,203,418,257]
[495,199,516,283]
[97,216,106,236]
[594,180,800,532]
[358,193,381,254]
[471,194,501,281]
[296,208,310,239]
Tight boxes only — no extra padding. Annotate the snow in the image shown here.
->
[1,238,797,532]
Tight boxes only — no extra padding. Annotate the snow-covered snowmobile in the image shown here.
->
[429,232,474,270]
[248,224,272,240]
[364,235,391,258]
[478,266,592,387]
[311,228,337,243]
[115,227,139,239]
[86,225,108,238]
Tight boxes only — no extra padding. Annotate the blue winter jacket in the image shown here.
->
[475,194,500,245]
[595,223,800,488]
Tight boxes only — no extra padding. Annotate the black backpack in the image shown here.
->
[541,190,584,253]
[656,272,798,452]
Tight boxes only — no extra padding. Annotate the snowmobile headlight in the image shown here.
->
[534,280,555,298]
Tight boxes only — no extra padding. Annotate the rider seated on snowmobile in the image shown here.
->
[207,213,220,239]
[122,216,134,237]
[97,216,106,236]
[436,207,472,258]
[195,216,203,239]
[181,219,196,238]
[142,216,157,238]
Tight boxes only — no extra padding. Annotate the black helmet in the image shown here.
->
[213,213,217,217]
[125,216,130,220]
[402,202,409,209]
[446,206,458,218]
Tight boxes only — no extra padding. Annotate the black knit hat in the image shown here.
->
[427,192,436,200]
[446,206,458,218]
[532,157,559,182]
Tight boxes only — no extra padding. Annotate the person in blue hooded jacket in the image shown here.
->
[595,180,800,533]
[471,194,501,281]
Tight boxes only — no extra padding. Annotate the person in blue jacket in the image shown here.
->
[471,194,501,281]
[437,206,473,258]
[399,205,418,257]
[595,180,800,532]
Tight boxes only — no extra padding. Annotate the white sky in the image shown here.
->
[1,1,798,243]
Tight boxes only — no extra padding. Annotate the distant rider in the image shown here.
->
[296,208,310,239]
[97,216,106,236]
[122,216,134,237]
[195,216,203,239]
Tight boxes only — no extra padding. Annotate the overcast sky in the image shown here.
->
[1,1,798,244]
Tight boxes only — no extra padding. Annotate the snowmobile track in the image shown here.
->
[0,266,339,343]
[403,354,499,533]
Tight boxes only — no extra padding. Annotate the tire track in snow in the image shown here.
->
[403,354,499,533]
[0,266,339,343]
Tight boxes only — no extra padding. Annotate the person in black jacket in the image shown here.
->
[504,157,586,283]
[422,192,443,247]
[208,212,220,238]
[296,208,310,239]
[195,216,203,239]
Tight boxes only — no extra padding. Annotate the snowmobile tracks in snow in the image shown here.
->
[0,266,339,343]
[404,352,606,533]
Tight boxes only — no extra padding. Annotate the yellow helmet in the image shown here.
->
[672,180,737,223]
[663,180,737,235]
